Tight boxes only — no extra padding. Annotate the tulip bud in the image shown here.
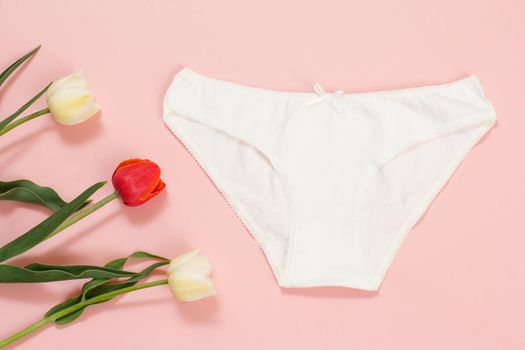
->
[112,158,166,206]
[167,250,216,302]
[45,72,100,125]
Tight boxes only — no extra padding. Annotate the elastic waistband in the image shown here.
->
[173,67,482,102]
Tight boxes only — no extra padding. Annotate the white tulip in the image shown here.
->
[45,72,100,125]
[167,249,216,302]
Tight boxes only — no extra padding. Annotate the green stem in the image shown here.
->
[47,191,119,239]
[0,318,49,348]
[0,279,168,348]
[0,108,50,136]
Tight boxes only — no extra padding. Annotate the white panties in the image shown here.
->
[163,68,496,290]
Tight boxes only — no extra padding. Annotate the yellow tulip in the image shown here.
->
[45,72,100,125]
[167,249,216,302]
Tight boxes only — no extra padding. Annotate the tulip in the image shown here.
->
[45,159,165,240]
[112,159,166,206]
[0,71,99,137]
[0,158,165,261]
[0,250,216,347]
[167,249,217,301]
[45,72,100,125]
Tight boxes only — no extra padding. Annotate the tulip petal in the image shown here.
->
[52,102,99,126]
[47,87,94,110]
[167,249,200,269]
[151,179,166,196]
[60,102,100,126]
[46,72,87,98]
[168,250,212,276]
[113,159,143,175]
[168,272,216,302]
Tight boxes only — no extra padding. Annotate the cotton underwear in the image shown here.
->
[163,67,496,290]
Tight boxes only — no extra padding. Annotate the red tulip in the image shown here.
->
[112,158,166,206]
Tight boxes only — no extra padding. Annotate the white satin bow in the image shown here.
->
[306,84,345,112]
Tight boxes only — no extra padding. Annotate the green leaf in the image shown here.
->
[44,251,167,318]
[52,302,84,325]
[0,179,91,212]
[0,45,40,88]
[0,83,50,131]
[79,251,168,299]
[55,261,168,325]
[44,295,82,324]
[0,181,106,262]
[84,261,167,298]
[45,251,169,324]
[0,263,138,283]
[0,179,67,211]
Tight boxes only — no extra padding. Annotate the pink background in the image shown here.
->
[1,0,524,349]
